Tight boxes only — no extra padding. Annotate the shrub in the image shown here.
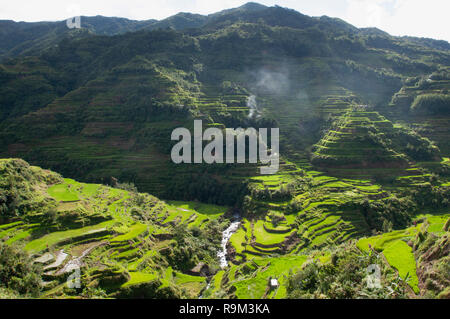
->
[286,243,408,299]
[165,222,222,272]
[115,182,138,193]
[392,128,440,161]
[0,242,42,297]
[411,94,450,115]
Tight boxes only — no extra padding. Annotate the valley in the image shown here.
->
[0,2,449,300]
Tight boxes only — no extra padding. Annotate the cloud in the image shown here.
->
[389,0,449,41]
[345,0,394,26]
[344,0,450,41]
[252,67,290,95]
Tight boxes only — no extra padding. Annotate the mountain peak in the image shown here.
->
[239,2,268,11]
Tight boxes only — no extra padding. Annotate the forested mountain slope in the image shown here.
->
[1,3,449,201]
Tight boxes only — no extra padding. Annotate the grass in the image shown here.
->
[115,247,139,259]
[416,213,449,233]
[127,250,158,271]
[358,213,449,253]
[81,183,101,197]
[122,271,158,288]
[229,227,247,254]
[166,201,227,218]
[110,223,148,242]
[0,223,24,240]
[213,271,224,290]
[173,272,206,285]
[308,215,341,231]
[25,220,115,252]
[0,221,23,230]
[2,145,446,299]
[5,228,34,244]
[383,240,419,294]
[355,213,450,295]
[311,229,335,246]
[202,270,225,298]
[253,220,293,246]
[163,209,192,224]
[160,267,174,288]
[355,184,381,192]
[173,271,206,297]
[357,226,420,252]
[354,211,450,295]
[317,181,351,189]
[47,179,80,202]
[164,200,227,228]
[233,255,308,299]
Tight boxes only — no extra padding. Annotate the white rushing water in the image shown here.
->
[218,219,241,269]
[199,216,241,298]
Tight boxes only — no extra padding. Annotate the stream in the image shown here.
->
[200,216,241,299]
[217,216,241,269]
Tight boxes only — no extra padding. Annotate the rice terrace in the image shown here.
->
[0,0,449,306]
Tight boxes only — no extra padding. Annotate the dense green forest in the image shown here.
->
[0,2,449,299]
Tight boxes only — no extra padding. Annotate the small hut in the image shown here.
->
[269,278,279,289]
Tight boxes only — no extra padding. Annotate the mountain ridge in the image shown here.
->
[1,2,449,61]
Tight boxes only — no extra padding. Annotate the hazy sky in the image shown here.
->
[1,0,449,41]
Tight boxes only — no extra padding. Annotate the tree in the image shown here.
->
[0,242,43,297]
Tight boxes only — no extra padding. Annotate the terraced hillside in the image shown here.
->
[1,155,449,299]
[387,68,450,156]
[229,160,416,261]
[312,108,407,169]
[310,105,445,186]
[1,3,450,202]
[0,2,449,300]
[0,51,257,204]
[222,141,449,299]
[357,212,449,296]
[205,211,449,299]
[0,158,231,298]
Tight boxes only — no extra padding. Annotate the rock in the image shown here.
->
[189,262,210,276]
